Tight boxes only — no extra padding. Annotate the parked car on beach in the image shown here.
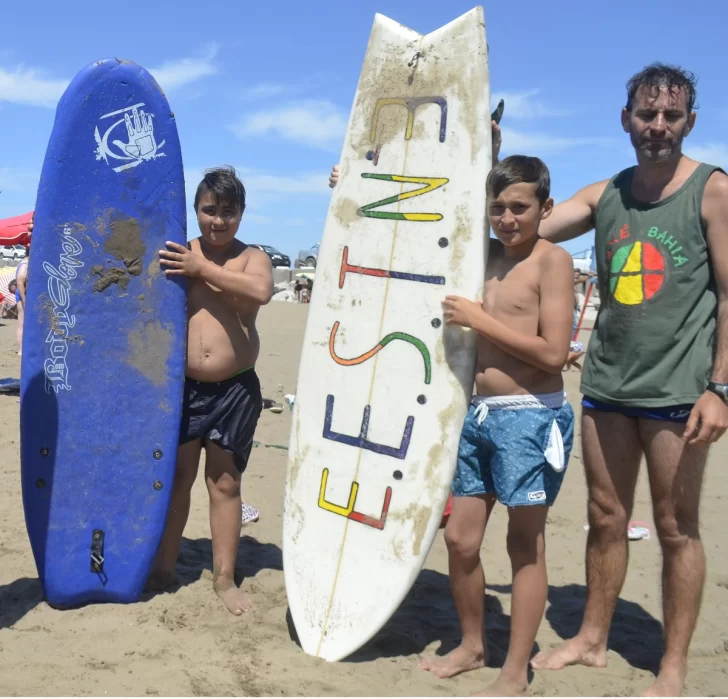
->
[249,244,291,268]
[295,242,319,268]
[0,245,27,260]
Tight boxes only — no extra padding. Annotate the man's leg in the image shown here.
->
[531,408,643,670]
[204,440,251,615]
[420,494,496,679]
[639,419,708,697]
[148,439,202,587]
[478,504,549,697]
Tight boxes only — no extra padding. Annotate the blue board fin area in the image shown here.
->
[20,58,187,606]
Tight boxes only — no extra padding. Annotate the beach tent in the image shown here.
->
[0,212,33,246]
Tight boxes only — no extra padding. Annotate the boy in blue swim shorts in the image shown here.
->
[420,156,576,696]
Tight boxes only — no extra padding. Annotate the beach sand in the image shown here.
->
[1,302,727,696]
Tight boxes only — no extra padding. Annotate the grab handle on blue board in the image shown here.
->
[90,529,105,575]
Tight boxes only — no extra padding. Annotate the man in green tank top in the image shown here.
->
[528,64,728,696]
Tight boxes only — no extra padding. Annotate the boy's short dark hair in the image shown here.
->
[625,62,698,113]
[487,155,551,204]
[194,166,247,214]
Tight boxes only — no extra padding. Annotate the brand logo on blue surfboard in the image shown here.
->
[94,103,166,173]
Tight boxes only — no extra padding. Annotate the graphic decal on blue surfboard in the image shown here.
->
[94,103,166,173]
[20,58,187,607]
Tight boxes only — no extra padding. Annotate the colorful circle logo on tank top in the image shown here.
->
[609,241,665,305]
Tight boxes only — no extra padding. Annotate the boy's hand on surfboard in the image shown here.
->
[491,119,502,163]
[442,295,483,328]
[159,241,205,278]
[329,165,340,189]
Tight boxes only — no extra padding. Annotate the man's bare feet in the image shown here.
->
[213,574,253,615]
[530,637,607,671]
[640,663,686,697]
[146,570,177,591]
[419,645,486,679]
[473,673,528,697]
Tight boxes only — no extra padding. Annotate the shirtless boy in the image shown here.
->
[152,166,273,615]
[418,156,576,696]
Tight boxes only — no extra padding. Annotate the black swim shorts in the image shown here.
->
[180,369,262,471]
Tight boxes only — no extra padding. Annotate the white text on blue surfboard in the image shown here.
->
[43,227,84,393]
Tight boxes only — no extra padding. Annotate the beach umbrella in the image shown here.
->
[0,211,33,246]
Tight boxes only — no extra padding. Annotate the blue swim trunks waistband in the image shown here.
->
[471,391,566,411]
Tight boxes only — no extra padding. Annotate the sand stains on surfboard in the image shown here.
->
[91,211,146,292]
[105,215,145,274]
[126,319,172,386]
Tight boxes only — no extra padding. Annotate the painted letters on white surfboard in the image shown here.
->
[284,7,491,662]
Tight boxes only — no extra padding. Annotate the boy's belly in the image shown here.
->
[186,309,259,383]
[475,343,563,397]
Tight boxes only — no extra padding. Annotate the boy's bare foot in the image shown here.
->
[419,645,486,679]
[213,574,253,615]
[640,663,686,697]
[530,637,607,670]
[146,570,177,591]
[473,673,529,697]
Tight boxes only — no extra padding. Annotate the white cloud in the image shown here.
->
[0,66,67,107]
[491,89,568,120]
[230,100,347,152]
[149,44,220,91]
[244,83,286,101]
[185,167,328,198]
[500,127,609,155]
[239,171,328,195]
[0,46,219,109]
[0,168,38,193]
[245,213,273,224]
[684,143,728,169]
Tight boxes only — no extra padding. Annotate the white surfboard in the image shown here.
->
[283,7,491,662]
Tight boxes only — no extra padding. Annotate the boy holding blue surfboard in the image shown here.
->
[419,155,576,695]
[152,166,273,616]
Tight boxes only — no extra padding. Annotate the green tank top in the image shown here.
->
[581,163,724,407]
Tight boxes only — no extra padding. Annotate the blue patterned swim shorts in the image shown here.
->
[452,392,575,507]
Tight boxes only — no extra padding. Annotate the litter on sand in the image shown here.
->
[584,520,651,541]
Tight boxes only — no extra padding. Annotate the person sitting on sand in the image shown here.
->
[418,156,576,696]
[300,278,311,304]
[151,166,273,615]
[1,280,18,319]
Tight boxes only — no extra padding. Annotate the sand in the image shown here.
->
[1,302,727,696]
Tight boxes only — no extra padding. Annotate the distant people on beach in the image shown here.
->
[150,166,273,616]
[566,269,586,371]
[15,224,30,357]
[300,280,311,304]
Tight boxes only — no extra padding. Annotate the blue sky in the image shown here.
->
[1,0,726,261]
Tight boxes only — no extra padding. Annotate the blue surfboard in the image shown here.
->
[20,58,187,606]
